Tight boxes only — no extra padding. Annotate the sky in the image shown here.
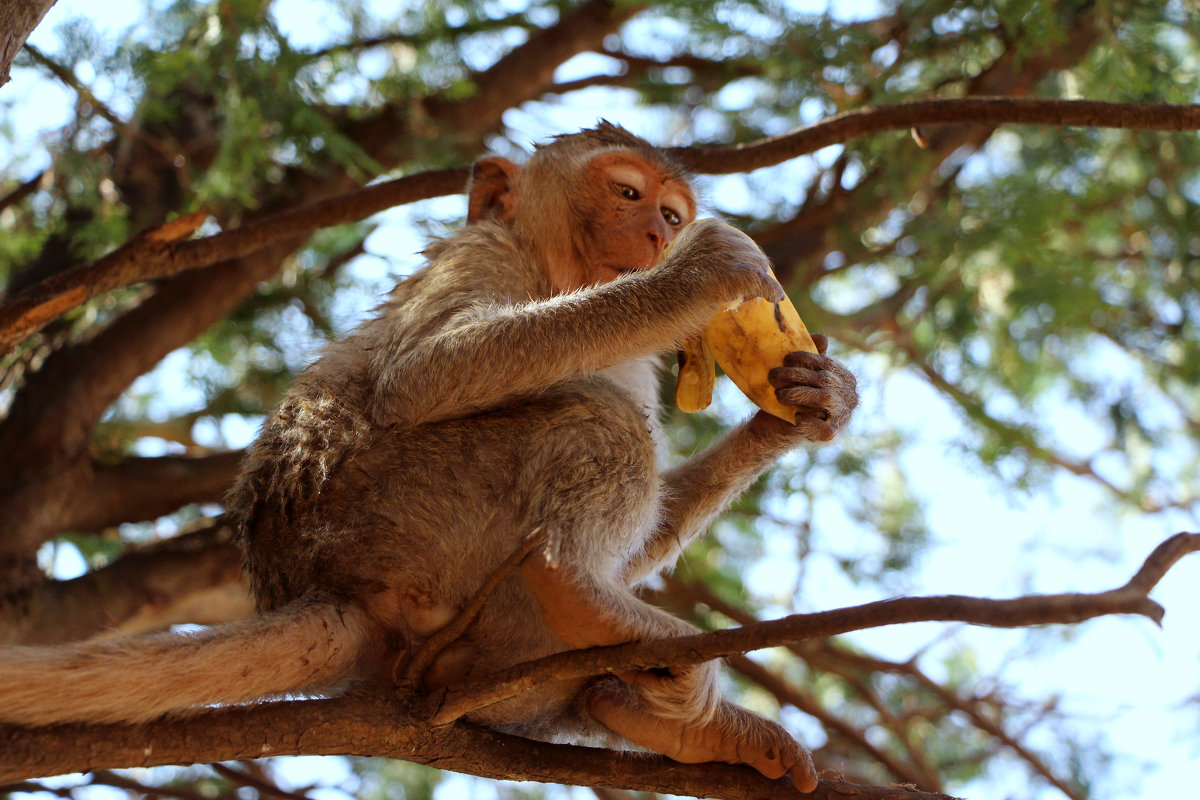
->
[4,2,1199,799]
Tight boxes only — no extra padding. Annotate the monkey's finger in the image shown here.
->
[810,333,829,355]
[780,350,829,370]
[774,386,834,413]
[767,365,825,390]
[674,335,715,413]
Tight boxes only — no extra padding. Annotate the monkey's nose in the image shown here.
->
[646,222,671,257]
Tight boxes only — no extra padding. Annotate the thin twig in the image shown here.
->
[210,763,316,800]
[430,533,1199,723]
[24,44,125,129]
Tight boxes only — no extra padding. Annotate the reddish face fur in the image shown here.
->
[565,151,696,290]
[466,129,697,295]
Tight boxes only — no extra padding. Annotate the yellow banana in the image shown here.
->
[675,274,818,424]
[674,333,715,413]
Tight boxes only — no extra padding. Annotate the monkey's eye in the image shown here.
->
[662,207,682,226]
[615,183,640,201]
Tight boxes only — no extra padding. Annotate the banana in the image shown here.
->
[674,333,716,413]
[675,273,818,424]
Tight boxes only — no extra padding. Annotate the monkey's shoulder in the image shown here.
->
[417,221,549,301]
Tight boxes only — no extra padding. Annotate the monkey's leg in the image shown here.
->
[522,557,813,788]
[587,677,818,792]
[522,554,719,718]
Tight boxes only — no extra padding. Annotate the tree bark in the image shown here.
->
[0,0,56,88]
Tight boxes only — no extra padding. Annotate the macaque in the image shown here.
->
[0,123,857,791]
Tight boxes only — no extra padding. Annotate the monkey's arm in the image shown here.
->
[623,413,798,584]
[371,220,783,427]
[624,348,858,584]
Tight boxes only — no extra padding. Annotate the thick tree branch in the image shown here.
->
[432,533,1199,723]
[0,526,244,646]
[72,450,246,532]
[0,692,955,800]
[0,171,466,355]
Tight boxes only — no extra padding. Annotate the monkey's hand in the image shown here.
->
[661,218,785,307]
[763,334,859,443]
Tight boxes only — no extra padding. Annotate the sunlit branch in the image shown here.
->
[0,524,243,646]
[670,98,1200,174]
[432,533,1199,723]
[0,170,468,355]
[0,692,959,800]
[209,763,316,800]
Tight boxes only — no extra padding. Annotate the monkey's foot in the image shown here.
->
[588,679,817,793]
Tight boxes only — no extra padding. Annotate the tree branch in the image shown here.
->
[1,531,1192,791]
[0,693,955,800]
[668,98,1200,175]
[0,170,467,355]
[70,450,246,532]
[0,0,56,88]
[9,96,1197,359]
[0,525,244,645]
[23,44,124,127]
[424,0,642,141]
[431,533,1199,723]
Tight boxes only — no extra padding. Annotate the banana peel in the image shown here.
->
[674,333,716,413]
[675,275,818,424]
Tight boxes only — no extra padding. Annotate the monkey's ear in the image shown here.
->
[467,157,520,224]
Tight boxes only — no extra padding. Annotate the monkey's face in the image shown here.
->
[565,151,696,290]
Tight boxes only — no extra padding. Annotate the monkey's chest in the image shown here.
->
[362,370,664,564]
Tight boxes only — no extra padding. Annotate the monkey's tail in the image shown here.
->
[0,598,377,726]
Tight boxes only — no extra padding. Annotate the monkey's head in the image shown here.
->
[467,122,697,293]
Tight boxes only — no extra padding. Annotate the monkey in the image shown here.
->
[0,123,858,792]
